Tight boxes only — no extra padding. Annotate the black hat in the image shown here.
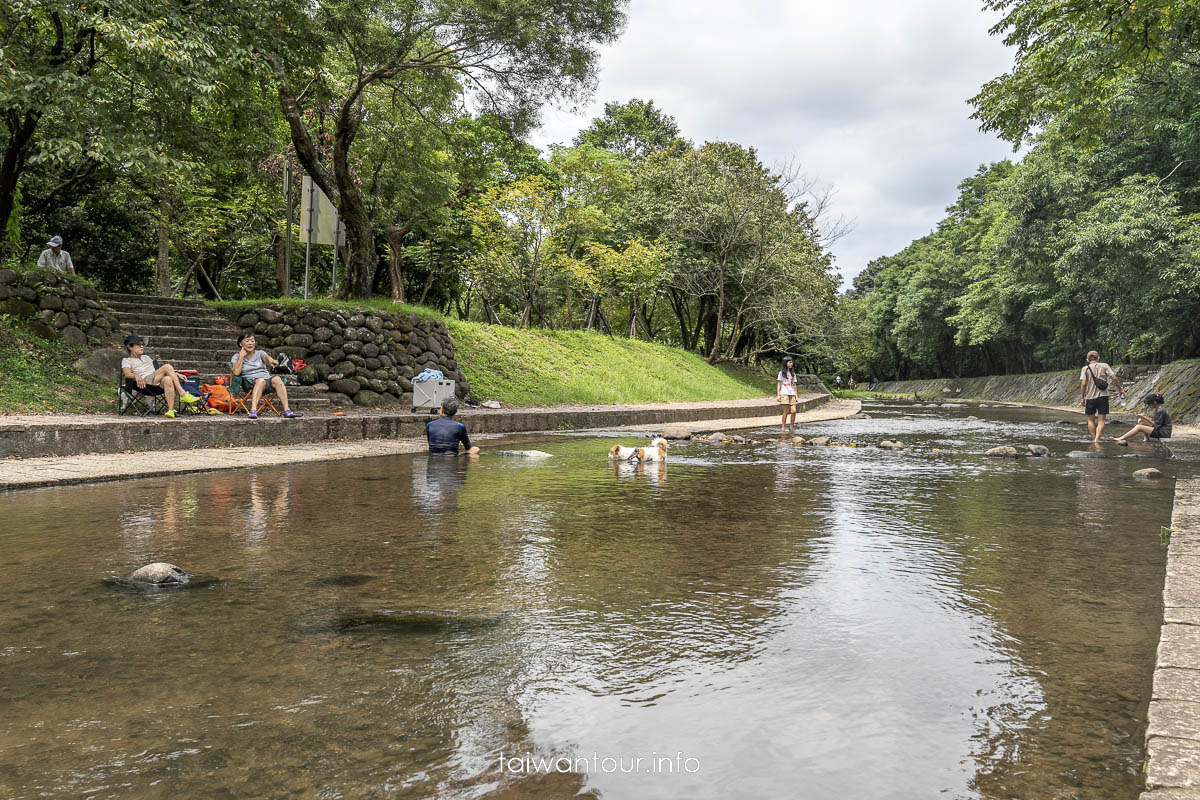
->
[124,333,145,347]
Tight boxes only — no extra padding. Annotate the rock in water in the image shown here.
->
[130,562,190,586]
[985,446,1019,458]
[661,424,694,440]
[792,436,807,445]
[1066,450,1106,459]
[1027,444,1051,457]
[878,440,905,450]
[809,436,830,446]
[708,432,728,442]
[1134,468,1165,479]
[966,416,979,421]
[494,450,553,459]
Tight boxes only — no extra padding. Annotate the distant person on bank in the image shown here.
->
[426,398,479,456]
[1079,350,1125,443]
[121,334,200,418]
[37,235,74,274]
[1111,393,1172,445]
[231,333,299,419]
[777,357,799,434]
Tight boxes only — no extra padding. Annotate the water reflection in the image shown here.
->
[0,403,1186,799]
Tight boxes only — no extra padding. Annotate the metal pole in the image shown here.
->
[283,164,292,297]
[304,177,315,300]
[331,219,340,297]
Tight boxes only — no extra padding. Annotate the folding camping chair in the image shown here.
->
[116,364,167,416]
[228,372,280,416]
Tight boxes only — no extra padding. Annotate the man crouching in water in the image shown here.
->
[426,398,480,456]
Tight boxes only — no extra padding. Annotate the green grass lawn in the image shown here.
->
[210,297,441,320]
[0,316,111,413]
[446,319,774,405]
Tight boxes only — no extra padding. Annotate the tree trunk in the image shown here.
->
[385,224,406,302]
[0,113,38,256]
[628,298,637,339]
[156,192,171,297]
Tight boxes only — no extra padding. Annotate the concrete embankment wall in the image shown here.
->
[876,360,1200,423]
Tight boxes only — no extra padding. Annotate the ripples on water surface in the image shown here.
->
[0,403,1192,799]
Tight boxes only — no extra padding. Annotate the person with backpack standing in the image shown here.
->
[1079,350,1125,443]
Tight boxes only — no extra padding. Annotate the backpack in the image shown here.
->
[201,383,232,412]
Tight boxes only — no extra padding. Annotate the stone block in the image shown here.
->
[1150,699,1200,741]
[313,326,333,342]
[1159,625,1200,669]
[0,268,16,285]
[62,326,86,346]
[73,347,124,379]
[328,378,361,395]
[0,298,36,318]
[38,294,63,310]
[332,361,357,378]
[258,307,283,323]
[346,354,366,368]
[284,333,313,348]
[361,342,379,358]
[347,313,365,327]
[365,315,383,333]
[1148,736,1200,789]
[238,312,258,327]
[51,311,70,328]
[342,340,362,354]
[308,342,332,355]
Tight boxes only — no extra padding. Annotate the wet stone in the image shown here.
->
[1155,669,1200,704]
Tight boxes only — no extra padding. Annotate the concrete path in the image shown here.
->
[1144,478,1200,799]
[614,398,862,435]
[0,438,430,490]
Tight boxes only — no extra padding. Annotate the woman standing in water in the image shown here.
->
[778,357,799,434]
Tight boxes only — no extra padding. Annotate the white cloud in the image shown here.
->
[532,0,1019,288]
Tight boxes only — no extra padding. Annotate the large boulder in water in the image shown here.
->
[130,562,190,586]
[1134,468,1165,479]
[661,424,694,440]
[878,440,905,450]
[1027,444,1051,457]
[985,446,1019,458]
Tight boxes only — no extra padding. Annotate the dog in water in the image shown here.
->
[608,437,669,463]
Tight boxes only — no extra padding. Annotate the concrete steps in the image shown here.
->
[102,293,330,412]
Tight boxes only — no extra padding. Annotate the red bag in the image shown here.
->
[201,383,232,412]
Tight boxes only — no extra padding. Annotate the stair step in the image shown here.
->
[101,293,210,309]
[109,324,237,340]
[114,313,236,329]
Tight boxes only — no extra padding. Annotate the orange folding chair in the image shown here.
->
[228,372,280,416]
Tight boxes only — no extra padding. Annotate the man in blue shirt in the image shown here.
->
[425,398,479,456]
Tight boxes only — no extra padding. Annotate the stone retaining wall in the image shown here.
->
[0,268,118,344]
[218,304,468,408]
[876,361,1200,423]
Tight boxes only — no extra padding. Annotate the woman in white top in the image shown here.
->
[777,357,799,433]
[121,333,199,418]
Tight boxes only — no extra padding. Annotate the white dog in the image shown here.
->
[608,437,668,462]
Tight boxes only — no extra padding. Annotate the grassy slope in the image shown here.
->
[210,298,774,405]
[0,317,111,413]
[445,319,774,405]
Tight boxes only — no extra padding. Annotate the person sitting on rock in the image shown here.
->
[121,333,200,418]
[426,398,479,456]
[231,333,299,419]
[1111,393,1172,445]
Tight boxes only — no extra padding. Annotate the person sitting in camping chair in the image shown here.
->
[121,334,200,418]
[230,333,300,419]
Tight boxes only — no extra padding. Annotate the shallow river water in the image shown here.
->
[1,402,1196,799]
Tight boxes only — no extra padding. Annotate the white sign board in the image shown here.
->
[300,175,345,246]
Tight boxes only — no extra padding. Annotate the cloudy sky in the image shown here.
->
[531,0,1020,289]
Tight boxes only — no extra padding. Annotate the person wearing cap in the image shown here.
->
[121,334,202,418]
[37,236,75,275]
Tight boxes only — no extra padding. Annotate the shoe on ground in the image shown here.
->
[164,409,176,418]
[247,410,258,420]
[207,407,223,415]
[180,392,199,404]
[283,409,301,418]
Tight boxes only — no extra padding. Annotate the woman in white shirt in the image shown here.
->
[777,357,799,433]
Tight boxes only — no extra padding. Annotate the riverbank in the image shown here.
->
[0,397,859,490]
[875,360,1200,424]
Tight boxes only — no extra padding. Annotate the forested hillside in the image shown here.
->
[0,0,850,372]
[851,0,1200,381]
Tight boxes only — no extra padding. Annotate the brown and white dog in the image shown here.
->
[608,437,668,462]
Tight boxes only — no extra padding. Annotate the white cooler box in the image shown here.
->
[413,379,456,412]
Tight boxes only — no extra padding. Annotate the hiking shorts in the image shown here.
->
[1085,396,1110,416]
